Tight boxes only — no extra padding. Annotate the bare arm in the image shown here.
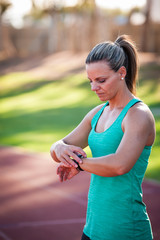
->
[50,104,104,167]
[79,104,155,176]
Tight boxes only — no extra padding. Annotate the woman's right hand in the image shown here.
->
[50,140,87,167]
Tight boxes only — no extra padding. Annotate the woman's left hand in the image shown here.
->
[57,163,80,182]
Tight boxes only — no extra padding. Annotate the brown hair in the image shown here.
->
[85,35,138,94]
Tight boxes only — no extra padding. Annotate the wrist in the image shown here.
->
[73,154,84,171]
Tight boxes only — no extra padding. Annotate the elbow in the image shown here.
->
[116,165,130,176]
[100,165,128,177]
[113,154,131,176]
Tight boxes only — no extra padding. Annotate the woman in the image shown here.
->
[50,35,155,240]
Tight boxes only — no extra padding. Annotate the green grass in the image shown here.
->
[137,64,160,181]
[0,62,160,181]
[144,116,160,181]
[0,72,99,152]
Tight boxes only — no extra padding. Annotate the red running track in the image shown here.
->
[0,146,160,240]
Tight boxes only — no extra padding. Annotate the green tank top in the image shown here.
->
[83,98,153,240]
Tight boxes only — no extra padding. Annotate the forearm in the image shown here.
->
[79,154,124,177]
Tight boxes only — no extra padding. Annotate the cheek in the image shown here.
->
[104,79,117,91]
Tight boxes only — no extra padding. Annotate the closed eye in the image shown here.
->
[99,79,106,83]
[88,78,106,84]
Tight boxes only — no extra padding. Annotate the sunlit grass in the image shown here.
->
[137,80,160,107]
[0,64,160,181]
[0,72,99,152]
[137,63,160,107]
[0,73,96,115]
[144,116,160,181]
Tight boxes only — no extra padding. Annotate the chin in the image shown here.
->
[98,96,108,102]
[96,93,111,102]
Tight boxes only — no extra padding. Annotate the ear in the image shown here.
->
[118,66,126,80]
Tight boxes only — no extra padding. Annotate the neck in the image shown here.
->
[108,87,134,110]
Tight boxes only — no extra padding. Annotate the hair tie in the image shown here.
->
[114,42,120,48]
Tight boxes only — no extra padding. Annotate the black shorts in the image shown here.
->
[81,232,91,240]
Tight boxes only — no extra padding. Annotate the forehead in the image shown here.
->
[86,61,112,75]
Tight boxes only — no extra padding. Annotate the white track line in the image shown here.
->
[0,218,86,229]
[0,231,12,240]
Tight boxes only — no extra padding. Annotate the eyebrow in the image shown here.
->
[88,76,107,81]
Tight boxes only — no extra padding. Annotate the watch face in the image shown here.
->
[77,153,83,159]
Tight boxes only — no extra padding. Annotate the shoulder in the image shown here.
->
[128,101,155,126]
[123,101,155,143]
[84,103,105,124]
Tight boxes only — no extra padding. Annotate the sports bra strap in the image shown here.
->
[118,98,141,121]
[91,102,109,127]
[91,98,141,129]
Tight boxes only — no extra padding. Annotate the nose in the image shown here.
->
[91,82,100,92]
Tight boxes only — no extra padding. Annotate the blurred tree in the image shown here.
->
[141,0,152,51]
[65,0,100,50]
[0,0,17,57]
[27,0,99,53]
[27,0,60,52]
[77,0,98,48]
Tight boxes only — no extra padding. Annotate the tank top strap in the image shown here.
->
[118,98,141,122]
[91,102,109,128]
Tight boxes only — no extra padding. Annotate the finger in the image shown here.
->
[71,152,85,164]
[59,170,65,182]
[60,156,73,167]
[59,162,69,168]
[57,164,63,175]
[62,154,78,168]
[64,149,82,164]
[72,147,87,158]
[57,165,62,175]
[59,173,63,182]
[57,167,60,175]
[57,167,64,177]
[67,169,79,180]
[57,163,66,174]
[70,148,87,160]
[63,170,69,181]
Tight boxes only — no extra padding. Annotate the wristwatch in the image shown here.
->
[73,154,84,171]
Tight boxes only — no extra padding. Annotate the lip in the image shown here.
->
[96,92,104,96]
[96,92,107,100]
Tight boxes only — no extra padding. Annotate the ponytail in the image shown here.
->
[86,35,138,94]
[115,35,138,94]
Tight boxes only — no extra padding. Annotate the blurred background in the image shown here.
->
[0,0,160,57]
[0,0,160,239]
[0,0,160,178]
